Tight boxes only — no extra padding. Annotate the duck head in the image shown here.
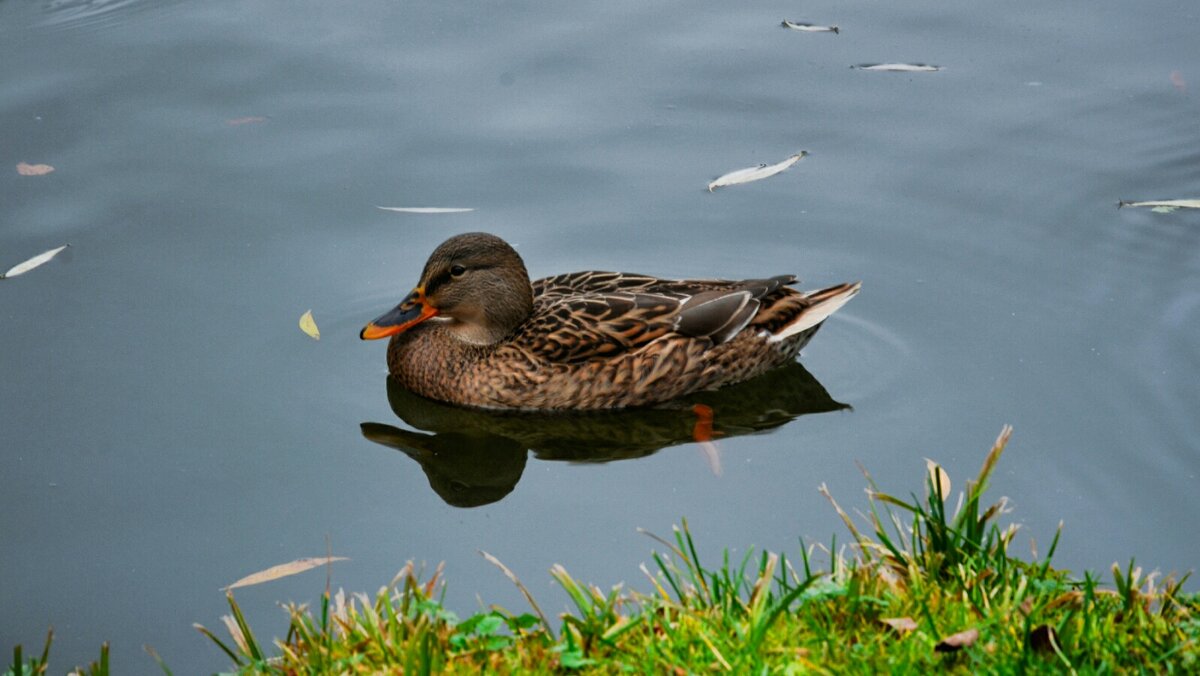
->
[360,232,535,346]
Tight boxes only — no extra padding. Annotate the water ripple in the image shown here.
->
[21,0,181,35]
[811,312,913,402]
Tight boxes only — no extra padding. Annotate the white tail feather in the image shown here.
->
[767,282,861,343]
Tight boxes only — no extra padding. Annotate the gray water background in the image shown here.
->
[2,0,1199,671]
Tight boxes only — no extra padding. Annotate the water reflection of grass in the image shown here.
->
[10,429,1199,674]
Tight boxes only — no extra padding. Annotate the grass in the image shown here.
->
[9,427,1199,673]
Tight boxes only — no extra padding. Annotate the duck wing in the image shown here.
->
[521,273,799,363]
[532,271,795,301]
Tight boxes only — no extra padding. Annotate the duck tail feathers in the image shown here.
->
[767,282,861,343]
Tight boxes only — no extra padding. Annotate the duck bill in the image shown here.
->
[360,287,440,340]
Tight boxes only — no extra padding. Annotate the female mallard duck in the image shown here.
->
[361,232,859,410]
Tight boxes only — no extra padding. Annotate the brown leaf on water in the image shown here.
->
[227,116,269,126]
[1029,625,1058,654]
[224,556,348,590]
[880,616,918,633]
[17,162,55,176]
[935,627,979,652]
[1171,70,1186,93]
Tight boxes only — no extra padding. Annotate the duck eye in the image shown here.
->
[450,264,467,277]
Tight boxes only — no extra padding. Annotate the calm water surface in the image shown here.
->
[2,0,1199,670]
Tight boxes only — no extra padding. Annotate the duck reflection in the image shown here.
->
[360,362,848,508]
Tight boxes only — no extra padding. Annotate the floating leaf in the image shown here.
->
[708,152,807,192]
[925,458,951,500]
[299,310,320,340]
[227,116,269,126]
[1,244,70,280]
[854,63,942,72]
[934,627,979,652]
[224,556,348,590]
[880,617,918,633]
[16,162,55,176]
[1118,199,1200,210]
[376,206,475,214]
[781,20,839,33]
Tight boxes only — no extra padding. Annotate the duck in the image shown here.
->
[360,232,859,411]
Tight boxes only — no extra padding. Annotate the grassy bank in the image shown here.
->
[9,427,1199,674]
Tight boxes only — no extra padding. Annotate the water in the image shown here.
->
[2,0,1198,670]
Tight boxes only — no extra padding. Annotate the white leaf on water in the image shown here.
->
[16,162,55,176]
[1,244,70,280]
[781,20,839,33]
[375,206,475,214]
[708,152,807,192]
[1118,199,1200,210]
[855,63,942,72]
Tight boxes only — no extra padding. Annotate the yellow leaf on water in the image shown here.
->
[299,309,320,340]
[16,162,55,176]
[224,556,348,590]
[925,458,951,500]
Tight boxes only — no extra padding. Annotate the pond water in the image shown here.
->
[2,0,1199,670]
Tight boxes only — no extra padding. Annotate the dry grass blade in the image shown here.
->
[819,483,871,557]
[747,552,779,614]
[224,556,349,590]
[220,615,250,655]
[424,561,445,598]
[479,550,551,631]
[636,527,688,560]
[387,561,415,591]
[977,425,1012,487]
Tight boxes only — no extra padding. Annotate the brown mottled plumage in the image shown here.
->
[361,233,860,410]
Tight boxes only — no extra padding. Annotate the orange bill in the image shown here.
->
[360,287,439,340]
